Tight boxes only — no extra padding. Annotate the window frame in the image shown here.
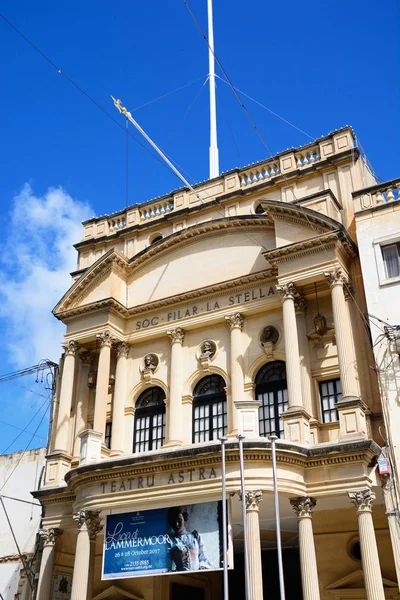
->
[373,233,400,286]
[319,378,342,424]
[133,388,166,453]
[105,422,112,449]
[255,361,288,439]
[192,375,227,443]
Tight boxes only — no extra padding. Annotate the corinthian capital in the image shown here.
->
[167,327,185,344]
[294,295,307,313]
[39,528,63,546]
[324,268,348,287]
[115,341,130,358]
[62,340,80,356]
[225,313,244,331]
[241,490,263,511]
[73,510,103,539]
[290,496,316,518]
[96,330,114,347]
[348,489,375,512]
[276,282,297,301]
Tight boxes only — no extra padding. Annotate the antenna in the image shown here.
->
[207,0,219,179]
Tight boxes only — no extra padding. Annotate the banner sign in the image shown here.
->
[102,501,227,579]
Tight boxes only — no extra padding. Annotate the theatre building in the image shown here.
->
[34,127,399,600]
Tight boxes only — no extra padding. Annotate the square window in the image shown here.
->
[382,243,400,279]
[319,379,341,423]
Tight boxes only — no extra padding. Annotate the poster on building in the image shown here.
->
[102,501,230,579]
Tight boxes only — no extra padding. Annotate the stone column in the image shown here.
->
[36,528,63,600]
[73,350,94,460]
[295,297,314,418]
[93,330,113,440]
[243,490,263,600]
[348,490,385,600]
[225,313,244,436]
[382,476,400,591]
[290,497,320,600]
[325,270,367,439]
[110,342,130,456]
[166,328,185,446]
[71,511,102,600]
[87,512,103,600]
[54,340,80,454]
[277,283,310,443]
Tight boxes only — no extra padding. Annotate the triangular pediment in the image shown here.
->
[93,584,143,600]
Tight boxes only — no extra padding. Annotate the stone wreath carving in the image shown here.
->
[197,340,217,370]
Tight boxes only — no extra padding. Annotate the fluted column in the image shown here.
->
[166,328,185,446]
[111,342,130,456]
[71,511,101,600]
[324,269,360,400]
[87,512,103,600]
[73,350,94,460]
[243,490,263,600]
[295,297,314,417]
[93,330,113,440]
[348,490,385,600]
[290,497,320,600]
[225,313,244,436]
[36,528,63,600]
[276,283,304,409]
[54,340,80,454]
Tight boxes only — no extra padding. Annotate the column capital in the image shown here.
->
[244,490,263,511]
[225,312,244,331]
[62,340,80,356]
[343,282,355,301]
[348,489,375,512]
[276,282,297,301]
[79,350,95,366]
[294,295,307,314]
[73,510,103,539]
[167,327,185,344]
[39,527,63,546]
[324,268,349,287]
[96,330,114,348]
[114,341,130,358]
[290,496,316,518]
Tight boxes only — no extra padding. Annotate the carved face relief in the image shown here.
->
[143,353,159,372]
[260,325,279,346]
[198,340,217,361]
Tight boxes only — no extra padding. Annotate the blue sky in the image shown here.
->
[0,0,399,453]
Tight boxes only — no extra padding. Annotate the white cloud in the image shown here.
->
[0,184,93,367]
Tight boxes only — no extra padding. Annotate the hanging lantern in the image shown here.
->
[87,370,97,388]
[313,283,328,336]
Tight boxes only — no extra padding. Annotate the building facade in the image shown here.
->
[0,447,45,600]
[354,181,400,585]
[34,127,399,599]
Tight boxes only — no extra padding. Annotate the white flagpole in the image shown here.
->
[220,437,229,600]
[270,435,286,600]
[238,434,252,600]
[207,0,219,178]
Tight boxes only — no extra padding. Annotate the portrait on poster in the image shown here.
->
[102,501,230,580]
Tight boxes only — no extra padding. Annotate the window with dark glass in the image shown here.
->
[319,379,341,423]
[133,387,166,453]
[192,375,227,443]
[105,422,112,449]
[381,242,400,279]
[256,361,288,438]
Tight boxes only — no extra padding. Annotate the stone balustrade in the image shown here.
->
[81,127,355,241]
[353,178,400,212]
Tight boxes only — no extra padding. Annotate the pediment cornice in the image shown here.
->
[260,199,341,233]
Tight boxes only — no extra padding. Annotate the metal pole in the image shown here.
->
[270,435,286,600]
[238,435,252,600]
[207,0,219,178]
[220,437,229,600]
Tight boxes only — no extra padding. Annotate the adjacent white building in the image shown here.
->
[0,447,46,600]
[354,179,400,582]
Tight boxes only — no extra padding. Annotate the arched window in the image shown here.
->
[255,361,288,438]
[193,375,227,443]
[133,387,166,453]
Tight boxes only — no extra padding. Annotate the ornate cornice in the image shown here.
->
[290,496,316,518]
[225,313,244,331]
[348,489,375,512]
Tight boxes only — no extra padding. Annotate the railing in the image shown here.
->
[139,199,174,221]
[353,179,400,211]
[294,145,321,168]
[240,161,280,188]
[108,216,126,232]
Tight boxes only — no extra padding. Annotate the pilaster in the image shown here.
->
[165,328,185,447]
[225,313,244,436]
[93,330,113,440]
[111,342,130,456]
